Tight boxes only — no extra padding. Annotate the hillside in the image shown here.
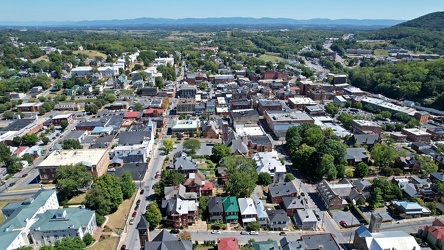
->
[367,12,444,54]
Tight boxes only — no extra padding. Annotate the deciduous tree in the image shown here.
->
[211,143,231,163]
[354,162,369,178]
[163,139,174,155]
[145,202,162,230]
[120,171,137,199]
[55,163,92,201]
[183,139,201,154]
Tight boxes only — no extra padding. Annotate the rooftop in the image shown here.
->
[39,149,108,167]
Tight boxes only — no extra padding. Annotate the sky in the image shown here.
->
[2,0,444,22]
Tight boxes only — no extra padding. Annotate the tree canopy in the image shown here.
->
[223,156,257,197]
[55,163,92,201]
[62,139,83,150]
[183,139,201,154]
[145,202,162,230]
[120,171,137,200]
[85,174,123,215]
[211,143,231,163]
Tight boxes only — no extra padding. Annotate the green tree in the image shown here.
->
[320,154,336,180]
[246,221,261,231]
[41,136,50,145]
[12,136,22,146]
[55,163,92,201]
[317,139,346,165]
[82,233,95,246]
[224,156,257,197]
[302,127,324,148]
[85,174,123,215]
[134,102,144,112]
[106,94,117,103]
[183,139,201,154]
[85,104,99,114]
[416,154,438,176]
[257,172,272,186]
[21,134,39,146]
[292,144,317,177]
[39,246,54,250]
[354,162,369,178]
[371,143,396,169]
[156,169,185,198]
[62,139,82,150]
[369,187,383,210]
[60,120,69,129]
[338,113,354,129]
[53,236,86,250]
[284,173,295,182]
[372,177,402,200]
[155,76,164,89]
[120,171,137,199]
[177,230,192,240]
[211,143,231,163]
[285,126,302,155]
[163,139,174,155]
[437,144,444,153]
[3,111,14,119]
[22,153,34,163]
[145,202,162,230]
[213,220,225,230]
[325,103,339,116]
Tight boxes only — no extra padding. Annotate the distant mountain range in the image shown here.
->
[0,17,405,28]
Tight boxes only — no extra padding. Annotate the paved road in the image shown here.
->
[121,118,170,250]
[0,188,42,200]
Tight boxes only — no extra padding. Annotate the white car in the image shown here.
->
[211,230,221,234]
[249,231,259,235]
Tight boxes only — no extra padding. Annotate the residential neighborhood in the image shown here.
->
[0,9,444,250]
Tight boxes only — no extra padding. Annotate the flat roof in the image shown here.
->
[403,128,431,136]
[52,114,72,119]
[289,97,316,105]
[172,119,199,130]
[39,149,108,167]
[266,110,314,122]
[353,119,380,127]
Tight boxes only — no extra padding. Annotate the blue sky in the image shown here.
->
[2,0,444,22]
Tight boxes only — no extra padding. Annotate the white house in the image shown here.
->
[238,198,257,226]
[252,151,286,183]
[0,190,59,249]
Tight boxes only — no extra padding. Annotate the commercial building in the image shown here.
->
[51,114,73,126]
[288,97,316,110]
[263,110,314,138]
[257,100,282,115]
[37,149,110,182]
[176,99,196,114]
[317,178,365,210]
[351,120,382,135]
[178,85,197,99]
[402,128,432,143]
[171,119,199,133]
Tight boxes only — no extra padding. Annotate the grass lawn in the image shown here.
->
[0,199,22,224]
[31,55,49,63]
[67,192,88,204]
[63,98,97,103]
[88,235,119,250]
[73,50,107,59]
[373,49,389,56]
[259,53,286,63]
[106,193,136,234]
[120,89,134,95]
[195,246,215,250]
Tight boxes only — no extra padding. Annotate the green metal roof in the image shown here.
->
[30,208,94,232]
[0,231,21,250]
[222,196,239,213]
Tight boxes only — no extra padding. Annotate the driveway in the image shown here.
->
[331,210,360,227]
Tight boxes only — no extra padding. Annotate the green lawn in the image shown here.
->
[120,89,134,95]
[259,53,286,63]
[373,49,389,56]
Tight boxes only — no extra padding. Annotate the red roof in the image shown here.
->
[428,226,444,240]
[201,181,213,191]
[124,111,139,119]
[14,146,28,155]
[143,108,163,114]
[217,238,238,250]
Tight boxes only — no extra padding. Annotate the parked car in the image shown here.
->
[9,182,15,187]
[132,211,137,217]
[211,230,221,234]
[300,192,305,197]
[420,242,428,247]
[240,230,250,235]
[136,199,141,205]
[170,229,180,234]
[314,212,321,221]
[249,231,259,235]
[129,218,135,225]
[340,220,347,227]
[279,232,287,236]
[140,189,145,195]
[120,244,127,250]
[22,173,28,177]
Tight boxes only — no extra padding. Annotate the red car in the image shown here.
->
[132,211,137,217]
[340,220,347,227]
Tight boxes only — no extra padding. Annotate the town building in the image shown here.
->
[267,209,289,231]
[178,85,197,99]
[207,197,224,222]
[222,196,239,223]
[268,182,297,204]
[37,149,110,182]
[354,225,421,250]
[257,100,282,115]
[351,120,382,135]
[293,209,318,230]
[176,99,196,114]
[238,198,257,226]
[317,178,365,210]
[402,128,432,142]
[51,114,73,126]
[255,200,269,229]
[17,102,44,112]
[252,151,286,183]
[171,119,199,134]
[144,229,192,250]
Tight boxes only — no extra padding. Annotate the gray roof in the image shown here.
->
[1,119,35,132]
[345,148,368,162]
[63,130,87,140]
[266,209,289,223]
[353,178,371,191]
[172,154,198,172]
[147,229,192,250]
[118,131,151,145]
[268,182,297,198]
[227,138,248,155]
[431,172,444,182]
[352,134,380,145]
[107,115,124,128]
[282,196,306,210]
[207,196,223,214]
[248,135,272,146]
[293,209,317,225]
[231,109,259,120]
[300,233,341,250]
[280,237,307,250]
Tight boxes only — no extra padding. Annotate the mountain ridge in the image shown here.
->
[0,17,405,28]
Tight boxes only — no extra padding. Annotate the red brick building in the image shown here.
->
[142,108,163,117]
[262,70,288,80]
[51,114,73,126]
[124,111,139,120]
[414,111,430,124]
